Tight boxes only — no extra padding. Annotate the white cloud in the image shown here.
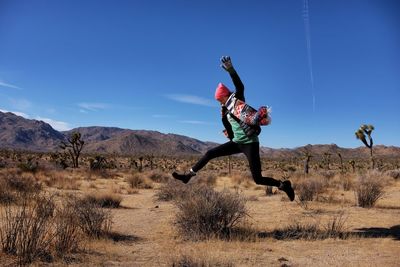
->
[0,108,30,118]
[0,79,21,90]
[1,108,71,131]
[179,120,212,125]
[78,102,109,112]
[9,98,32,110]
[166,94,217,107]
[35,116,72,131]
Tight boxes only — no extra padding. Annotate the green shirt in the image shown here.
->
[227,114,259,144]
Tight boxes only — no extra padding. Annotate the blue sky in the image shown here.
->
[0,0,399,148]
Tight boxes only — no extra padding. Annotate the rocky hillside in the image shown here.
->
[1,111,399,158]
[62,127,217,155]
[0,111,216,155]
[0,111,65,151]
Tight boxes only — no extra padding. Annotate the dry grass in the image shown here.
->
[170,254,234,267]
[174,185,248,240]
[0,193,90,265]
[83,192,123,208]
[71,196,112,238]
[386,169,400,180]
[154,179,189,201]
[355,171,385,208]
[40,171,81,190]
[0,153,399,266]
[295,177,324,202]
[229,171,253,188]
[147,169,171,183]
[125,172,153,189]
[192,172,217,186]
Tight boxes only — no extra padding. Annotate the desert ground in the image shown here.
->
[0,152,399,266]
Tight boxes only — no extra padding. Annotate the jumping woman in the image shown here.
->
[172,56,295,201]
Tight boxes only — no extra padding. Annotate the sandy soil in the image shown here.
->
[70,176,400,267]
[1,172,399,267]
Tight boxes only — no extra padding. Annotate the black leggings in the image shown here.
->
[192,141,280,187]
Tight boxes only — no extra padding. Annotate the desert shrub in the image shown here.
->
[0,159,6,168]
[4,173,42,194]
[295,178,324,201]
[319,170,336,180]
[42,172,80,190]
[0,179,16,204]
[174,185,248,240]
[147,170,170,183]
[193,173,217,187]
[126,173,153,189]
[355,172,384,208]
[154,179,189,202]
[71,196,112,238]
[323,212,348,238]
[89,155,108,171]
[53,201,82,256]
[17,158,39,173]
[386,169,400,180]
[230,171,252,185]
[272,213,348,240]
[0,193,56,265]
[83,192,123,208]
[171,254,233,267]
[272,222,320,240]
[341,175,354,191]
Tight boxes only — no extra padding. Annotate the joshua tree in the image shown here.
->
[355,124,375,169]
[89,155,108,170]
[337,152,344,173]
[349,160,356,173]
[146,154,155,170]
[322,152,331,170]
[60,132,85,168]
[302,149,313,174]
[138,156,144,172]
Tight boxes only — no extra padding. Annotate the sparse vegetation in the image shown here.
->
[295,178,324,202]
[126,172,153,189]
[83,192,123,208]
[171,254,234,267]
[155,179,190,202]
[355,171,384,208]
[60,132,85,168]
[0,193,56,265]
[72,196,112,238]
[174,185,248,240]
[0,147,399,265]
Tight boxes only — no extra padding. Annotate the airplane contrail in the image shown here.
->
[303,0,316,112]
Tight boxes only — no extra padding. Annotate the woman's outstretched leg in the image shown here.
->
[240,142,295,201]
[172,141,241,183]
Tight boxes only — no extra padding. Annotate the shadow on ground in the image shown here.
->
[354,225,400,241]
[257,225,400,241]
[105,231,144,244]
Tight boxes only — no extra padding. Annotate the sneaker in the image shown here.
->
[279,180,295,201]
[172,171,194,184]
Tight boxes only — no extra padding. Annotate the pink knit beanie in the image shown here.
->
[215,83,231,101]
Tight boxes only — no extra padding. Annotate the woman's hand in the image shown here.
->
[220,56,234,72]
[222,129,229,138]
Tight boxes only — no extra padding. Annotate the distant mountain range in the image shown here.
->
[1,111,400,159]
